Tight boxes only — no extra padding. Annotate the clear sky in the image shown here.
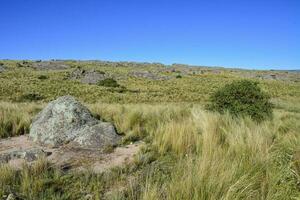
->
[0,0,299,69]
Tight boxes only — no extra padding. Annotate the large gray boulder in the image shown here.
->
[29,96,120,148]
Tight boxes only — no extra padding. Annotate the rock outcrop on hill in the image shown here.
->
[29,96,120,148]
[129,71,171,80]
[32,61,69,70]
[69,68,107,84]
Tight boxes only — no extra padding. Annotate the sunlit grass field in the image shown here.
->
[0,60,300,199]
[0,60,299,104]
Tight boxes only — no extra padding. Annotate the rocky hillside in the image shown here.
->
[0,60,299,104]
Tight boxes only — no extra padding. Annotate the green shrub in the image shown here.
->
[16,63,23,68]
[207,80,273,122]
[97,70,105,75]
[176,74,182,78]
[37,75,48,80]
[97,78,120,88]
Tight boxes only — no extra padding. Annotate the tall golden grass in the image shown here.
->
[0,102,300,199]
[92,103,300,199]
[0,102,42,138]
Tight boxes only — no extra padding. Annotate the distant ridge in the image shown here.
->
[0,59,299,72]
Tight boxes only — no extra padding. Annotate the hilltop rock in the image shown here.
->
[129,71,171,80]
[29,96,120,148]
[32,61,69,70]
[69,68,106,84]
[238,72,294,81]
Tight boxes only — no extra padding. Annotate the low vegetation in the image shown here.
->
[0,60,300,199]
[0,60,299,103]
[175,74,182,78]
[0,102,42,138]
[18,93,44,102]
[97,78,120,88]
[37,75,48,80]
[0,101,300,199]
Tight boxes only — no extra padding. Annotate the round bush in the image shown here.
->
[207,80,273,122]
[37,75,48,80]
[97,78,120,88]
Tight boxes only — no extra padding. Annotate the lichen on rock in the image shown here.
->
[29,96,120,148]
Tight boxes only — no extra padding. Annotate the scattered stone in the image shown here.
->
[0,65,6,73]
[211,69,221,74]
[16,61,33,68]
[69,68,106,84]
[237,71,295,81]
[0,148,48,164]
[195,70,205,75]
[162,67,177,73]
[6,194,16,200]
[129,71,171,80]
[29,96,120,148]
[257,74,290,81]
[32,61,69,70]
[159,66,207,76]
[84,194,94,200]
[0,135,142,172]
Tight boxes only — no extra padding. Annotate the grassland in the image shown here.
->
[0,60,299,104]
[0,60,300,199]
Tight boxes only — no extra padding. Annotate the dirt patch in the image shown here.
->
[90,143,141,173]
[0,135,143,172]
[0,135,39,153]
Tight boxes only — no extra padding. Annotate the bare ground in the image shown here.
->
[0,135,143,172]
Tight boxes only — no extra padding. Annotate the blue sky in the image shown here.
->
[0,0,299,69]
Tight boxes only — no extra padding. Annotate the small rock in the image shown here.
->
[22,148,48,162]
[0,154,9,164]
[6,193,16,200]
[0,148,48,164]
[84,194,93,200]
[0,65,6,72]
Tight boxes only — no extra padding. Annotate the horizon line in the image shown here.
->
[1,58,299,71]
